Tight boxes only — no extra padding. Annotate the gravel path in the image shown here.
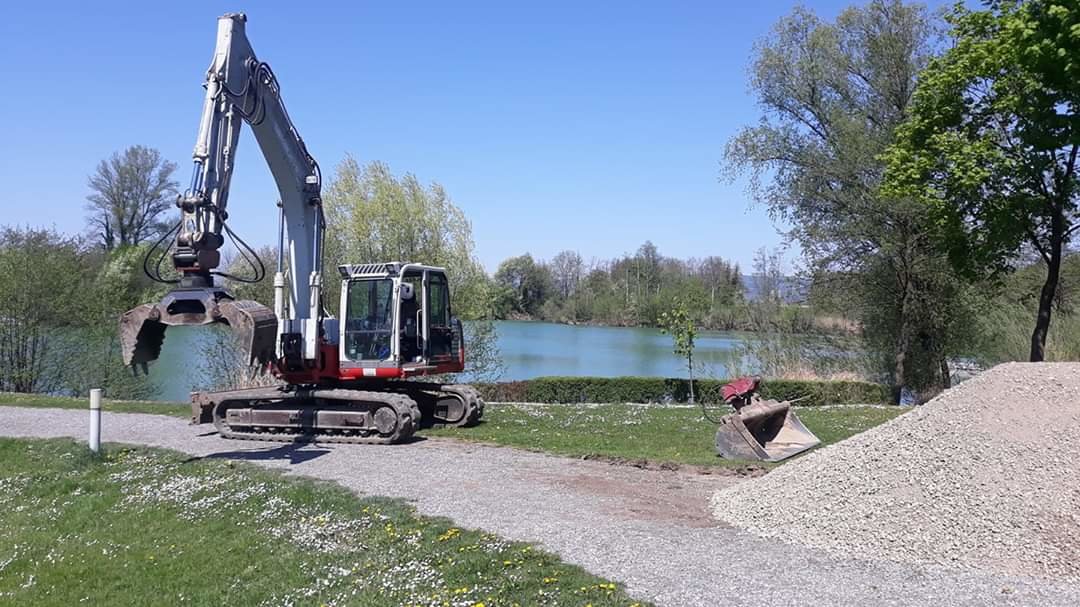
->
[713,363,1080,584]
[3,405,1079,606]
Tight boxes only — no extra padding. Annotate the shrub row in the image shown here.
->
[474,376,890,407]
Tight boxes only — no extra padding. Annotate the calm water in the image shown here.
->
[148,321,748,401]
[495,320,744,380]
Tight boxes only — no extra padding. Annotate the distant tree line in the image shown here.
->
[486,242,833,333]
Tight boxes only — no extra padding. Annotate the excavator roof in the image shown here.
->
[337,262,448,279]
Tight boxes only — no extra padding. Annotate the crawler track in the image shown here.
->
[372,382,485,428]
[196,386,422,444]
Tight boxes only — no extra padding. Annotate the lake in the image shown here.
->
[148,320,750,401]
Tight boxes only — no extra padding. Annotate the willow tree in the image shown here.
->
[724,0,971,398]
[322,157,502,381]
[323,157,489,314]
[884,0,1080,362]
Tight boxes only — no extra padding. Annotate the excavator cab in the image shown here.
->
[339,263,464,376]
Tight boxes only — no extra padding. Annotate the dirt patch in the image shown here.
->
[579,453,768,477]
[528,468,731,528]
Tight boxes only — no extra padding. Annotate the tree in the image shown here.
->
[697,256,743,307]
[0,227,85,392]
[0,227,156,398]
[56,244,161,399]
[884,0,1080,362]
[221,244,277,307]
[724,0,966,398]
[323,156,503,382]
[659,300,697,404]
[752,247,784,304]
[549,250,584,300]
[86,145,179,250]
[493,254,553,316]
[323,157,489,318]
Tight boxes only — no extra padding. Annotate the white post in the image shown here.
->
[89,389,102,453]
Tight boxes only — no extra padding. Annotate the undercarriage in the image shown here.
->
[191,382,484,444]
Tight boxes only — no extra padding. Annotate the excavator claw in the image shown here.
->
[119,287,277,372]
[714,377,821,462]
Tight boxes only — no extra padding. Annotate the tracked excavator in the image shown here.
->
[119,13,482,444]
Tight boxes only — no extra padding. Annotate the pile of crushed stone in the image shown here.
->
[712,362,1080,582]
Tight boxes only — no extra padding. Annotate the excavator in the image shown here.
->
[119,13,482,444]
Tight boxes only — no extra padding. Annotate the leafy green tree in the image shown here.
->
[322,156,503,382]
[695,256,743,307]
[884,0,1080,362]
[659,300,698,403]
[64,244,161,398]
[493,254,553,316]
[220,244,277,307]
[725,0,968,397]
[323,156,489,318]
[85,145,179,251]
[0,228,85,392]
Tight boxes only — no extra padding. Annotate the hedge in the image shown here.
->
[474,376,890,407]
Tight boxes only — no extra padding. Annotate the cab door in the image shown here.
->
[425,271,454,359]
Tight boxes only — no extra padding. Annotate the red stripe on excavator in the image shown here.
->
[338,367,403,379]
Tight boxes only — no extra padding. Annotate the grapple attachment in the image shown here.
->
[714,377,821,462]
[119,287,277,372]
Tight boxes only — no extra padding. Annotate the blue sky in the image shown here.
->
[0,1,948,273]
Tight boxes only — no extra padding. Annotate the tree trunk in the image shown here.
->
[892,277,913,404]
[1029,244,1061,362]
[939,356,951,389]
[1029,213,1064,362]
[687,354,695,405]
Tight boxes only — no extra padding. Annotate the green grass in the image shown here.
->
[0,393,908,469]
[428,403,910,468]
[0,392,189,418]
[0,437,649,607]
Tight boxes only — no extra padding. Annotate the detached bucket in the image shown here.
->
[714,376,821,462]
[715,400,821,462]
[119,287,277,372]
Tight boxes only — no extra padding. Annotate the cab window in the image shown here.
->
[344,279,393,360]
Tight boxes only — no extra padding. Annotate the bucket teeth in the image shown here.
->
[119,288,277,373]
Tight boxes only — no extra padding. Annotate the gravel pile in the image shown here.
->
[712,362,1080,582]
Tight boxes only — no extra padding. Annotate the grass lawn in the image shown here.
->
[0,437,649,607]
[427,403,910,468]
[0,392,908,469]
[0,392,189,418]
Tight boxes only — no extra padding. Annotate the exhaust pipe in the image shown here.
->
[119,287,277,373]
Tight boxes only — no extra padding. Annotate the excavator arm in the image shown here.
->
[120,13,325,372]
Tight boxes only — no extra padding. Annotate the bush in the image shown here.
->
[474,376,889,407]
